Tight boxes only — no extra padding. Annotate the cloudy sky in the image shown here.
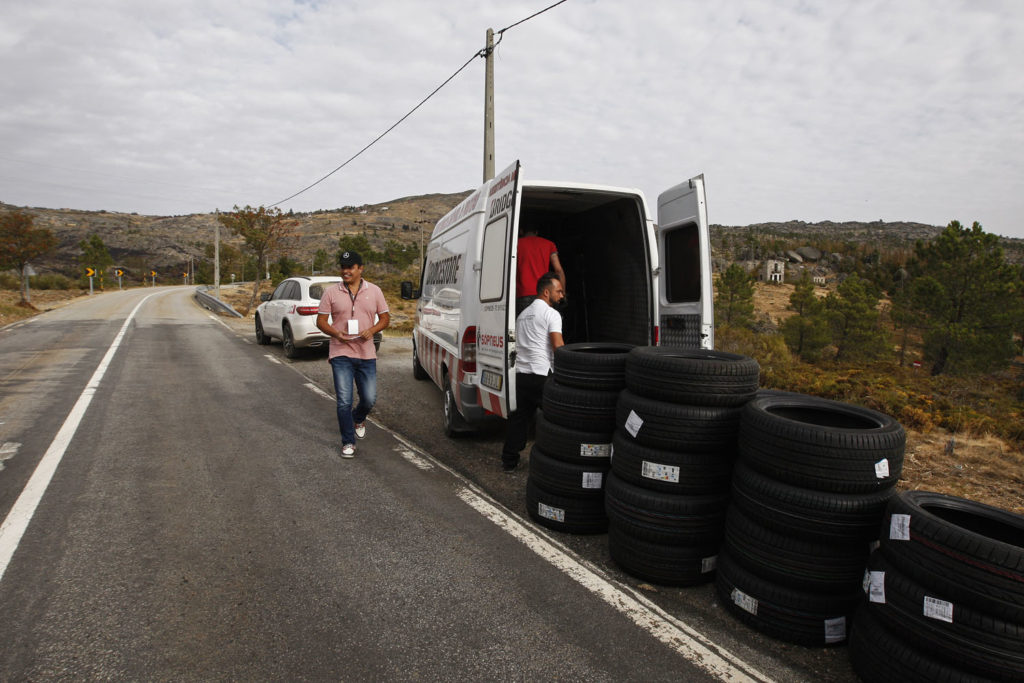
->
[2,0,1023,237]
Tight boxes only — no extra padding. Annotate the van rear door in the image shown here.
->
[656,174,714,349]
[474,160,522,417]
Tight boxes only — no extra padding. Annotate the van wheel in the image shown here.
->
[443,374,467,437]
[412,340,429,381]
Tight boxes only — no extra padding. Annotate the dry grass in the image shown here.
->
[0,289,90,325]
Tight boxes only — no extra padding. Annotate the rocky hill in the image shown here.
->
[4,196,1021,280]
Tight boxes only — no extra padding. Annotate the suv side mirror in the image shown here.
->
[260,293,271,302]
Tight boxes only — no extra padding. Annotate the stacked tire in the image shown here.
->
[526,343,633,534]
[605,348,760,586]
[850,491,1024,682]
[716,391,906,646]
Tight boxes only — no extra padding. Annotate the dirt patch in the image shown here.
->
[0,289,91,325]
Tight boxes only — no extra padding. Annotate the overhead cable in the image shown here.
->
[267,0,570,208]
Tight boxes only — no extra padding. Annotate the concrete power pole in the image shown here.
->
[214,211,221,299]
[483,28,495,182]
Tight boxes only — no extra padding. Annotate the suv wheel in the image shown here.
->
[255,316,271,345]
[282,324,299,359]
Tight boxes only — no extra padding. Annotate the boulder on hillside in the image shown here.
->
[796,246,822,261]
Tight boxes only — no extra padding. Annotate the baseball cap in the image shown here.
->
[339,250,362,267]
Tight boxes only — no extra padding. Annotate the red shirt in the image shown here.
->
[516,235,558,296]
[318,279,389,360]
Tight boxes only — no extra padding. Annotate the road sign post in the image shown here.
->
[85,267,95,295]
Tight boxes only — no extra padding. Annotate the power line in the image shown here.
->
[267,0,570,208]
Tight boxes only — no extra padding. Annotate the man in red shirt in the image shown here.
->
[516,228,566,316]
[316,250,390,458]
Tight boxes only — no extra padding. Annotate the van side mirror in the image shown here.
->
[400,281,420,300]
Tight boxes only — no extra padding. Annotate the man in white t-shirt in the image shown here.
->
[500,272,565,471]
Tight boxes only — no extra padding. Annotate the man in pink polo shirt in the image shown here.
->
[316,250,390,458]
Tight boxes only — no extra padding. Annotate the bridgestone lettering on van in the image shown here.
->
[424,254,462,286]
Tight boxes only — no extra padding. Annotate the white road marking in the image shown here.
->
[0,442,20,472]
[264,354,282,365]
[393,446,434,470]
[0,293,158,583]
[304,382,334,401]
[457,487,775,683]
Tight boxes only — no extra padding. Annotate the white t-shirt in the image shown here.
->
[515,298,562,375]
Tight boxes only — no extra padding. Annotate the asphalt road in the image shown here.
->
[0,286,837,681]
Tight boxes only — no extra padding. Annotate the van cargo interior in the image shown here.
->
[519,188,651,347]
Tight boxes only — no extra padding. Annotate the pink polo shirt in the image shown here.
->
[318,279,389,360]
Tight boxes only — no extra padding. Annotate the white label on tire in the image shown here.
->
[581,472,603,489]
[642,461,680,483]
[579,443,611,458]
[625,410,644,438]
[868,571,886,603]
[824,616,846,644]
[875,458,890,478]
[731,588,757,615]
[889,514,911,540]
[701,555,717,574]
[538,502,565,523]
[923,596,954,623]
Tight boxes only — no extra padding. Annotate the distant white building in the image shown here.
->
[764,259,785,283]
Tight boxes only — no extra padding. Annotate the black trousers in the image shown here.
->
[501,372,548,467]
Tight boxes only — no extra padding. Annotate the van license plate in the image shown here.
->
[480,370,503,391]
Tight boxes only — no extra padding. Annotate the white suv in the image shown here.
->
[255,276,381,358]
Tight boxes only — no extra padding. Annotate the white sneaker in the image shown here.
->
[341,444,356,458]
[355,423,366,439]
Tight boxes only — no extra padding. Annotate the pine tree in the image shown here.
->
[826,274,890,362]
[715,264,755,328]
[780,272,830,361]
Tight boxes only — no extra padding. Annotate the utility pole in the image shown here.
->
[214,210,221,299]
[483,28,495,182]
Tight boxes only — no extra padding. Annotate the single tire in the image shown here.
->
[604,471,728,545]
[723,504,869,594]
[541,379,619,433]
[624,347,760,406]
[526,477,608,535]
[715,548,859,646]
[738,392,905,493]
[850,605,992,683]
[412,340,429,380]
[528,445,610,499]
[552,342,634,391]
[442,373,469,437]
[534,412,612,464]
[609,431,733,494]
[282,324,299,359]
[616,390,743,452]
[879,490,1024,623]
[730,459,894,543]
[254,316,271,345]
[608,526,719,587]
[863,551,1024,681]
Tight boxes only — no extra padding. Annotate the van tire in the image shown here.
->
[879,490,1024,623]
[442,374,468,437]
[625,347,760,407]
[553,342,634,391]
[608,526,719,586]
[534,413,612,464]
[738,392,905,493]
[730,459,893,543]
[616,390,743,452]
[604,472,729,545]
[526,477,608,534]
[609,431,733,494]
[715,548,859,646]
[541,379,619,433]
[412,340,429,381]
[863,552,1024,680]
[528,445,610,499]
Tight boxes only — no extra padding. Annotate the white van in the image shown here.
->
[403,160,713,435]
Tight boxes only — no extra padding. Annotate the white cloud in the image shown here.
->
[1,0,1022,237]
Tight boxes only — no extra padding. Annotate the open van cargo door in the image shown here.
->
[656,174,714,349]
[475,160,521,416]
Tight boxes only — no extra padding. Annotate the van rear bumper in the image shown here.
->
[457,381,502,425]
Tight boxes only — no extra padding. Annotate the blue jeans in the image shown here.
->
[329,356,377,446]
